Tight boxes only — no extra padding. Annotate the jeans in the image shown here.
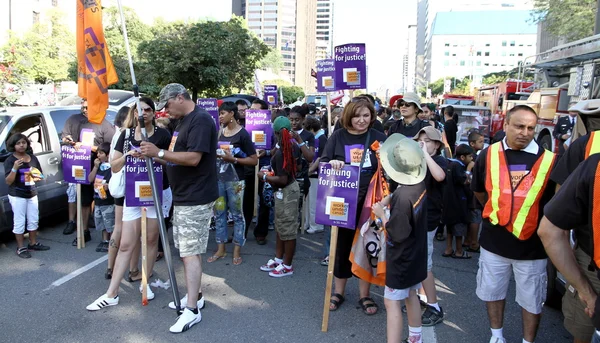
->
[214,180,246,246]
[593,330,600,343]
[8,195,38,234]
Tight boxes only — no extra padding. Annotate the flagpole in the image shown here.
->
[116,0,182,313]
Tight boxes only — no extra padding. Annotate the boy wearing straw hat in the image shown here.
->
[372,133,428,343]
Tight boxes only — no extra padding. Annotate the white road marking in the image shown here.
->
[43,255,108,292]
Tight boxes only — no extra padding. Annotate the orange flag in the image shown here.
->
[76,0,118,124]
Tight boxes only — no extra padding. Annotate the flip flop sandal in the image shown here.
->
[207,253,227,263]
[233,256,243,265]
[156,253,164,262]
[126,270,153,282]
[435,233,445,241]
[441,250,454,257]
[358,297,378,315]
[452,251,472,259]
[466,246,480,253]
[329,293,345,311]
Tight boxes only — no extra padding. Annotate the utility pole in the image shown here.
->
[9,0,12,31]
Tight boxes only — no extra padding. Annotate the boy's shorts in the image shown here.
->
[470,209,482,224]
[384,283,422,301]
[274,182,300,241]
[94,205,115,233]
[448,223,467,237]
[427,231,436,272]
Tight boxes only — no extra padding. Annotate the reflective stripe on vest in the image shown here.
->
[593,165,600,268]
[483,142,555,240]
[585,131,600,159]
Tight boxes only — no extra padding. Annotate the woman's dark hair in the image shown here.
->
[115,107,129,128]
[271,109,287,123]
[98,142,111,155]
[126,97,157,128]
[290,106,307,118]
[304,116,321,132]
[7,133,30,153]
[219,101,239,121]
[252,99,269,110]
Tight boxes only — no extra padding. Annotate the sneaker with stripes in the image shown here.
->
[86,294,119,311]
[169,308,202,333]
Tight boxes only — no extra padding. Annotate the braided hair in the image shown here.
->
[279,128,296,177]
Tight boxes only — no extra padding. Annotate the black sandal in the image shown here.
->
[127,270,140,282]
[329,293,345,311]
[105,268,112,280]
[358,297,378,315]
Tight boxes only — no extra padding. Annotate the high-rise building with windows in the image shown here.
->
[315,0,333,61]
[233,0,317,92]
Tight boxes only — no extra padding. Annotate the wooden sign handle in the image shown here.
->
[321,225,339,332]
[76,184,83,249]
[141,207,148,306]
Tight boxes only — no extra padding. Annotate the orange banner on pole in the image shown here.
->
[77,0,118,124]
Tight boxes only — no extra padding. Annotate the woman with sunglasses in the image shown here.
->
[320,98,387,315]
[208,102,258,265]
[87,97,172,310]
[386,92,431,138]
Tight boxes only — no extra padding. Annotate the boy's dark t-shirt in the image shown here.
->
[4,154,42,198]
[443,159,469,226]
[166,106,219,206]
[218,128,257,180]
[93,165,114,206]
[424,155,447,231]
[115,126,172,190]
[271,145,301,187]
[386,182,428,290]
[471,144,555,260]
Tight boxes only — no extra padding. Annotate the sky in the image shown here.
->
[101,0,413,94]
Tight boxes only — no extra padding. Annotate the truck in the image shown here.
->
[439,94,476,106]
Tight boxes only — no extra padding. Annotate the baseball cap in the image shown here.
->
[157,83,187,110]
[413,126,443,143]
[273,116,291,133]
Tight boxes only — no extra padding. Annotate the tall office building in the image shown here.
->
[315,0,333,61]
[233,0,317,93]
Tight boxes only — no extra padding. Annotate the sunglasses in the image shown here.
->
[141,107,153,113]
[398,102,413,108]
[81,106,88,110]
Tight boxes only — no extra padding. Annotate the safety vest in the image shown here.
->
[592,163,600,269]
[483,142,555,240]
[585,131,600,158]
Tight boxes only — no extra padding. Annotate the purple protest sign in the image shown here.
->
[61,145,91,184]
[263,85,278,106]
[315,163,360,229]
[125,155,163,207]
[334,43,367,90]
[197,98,219,131]
[316,59,336,92]
[245,109,273,149]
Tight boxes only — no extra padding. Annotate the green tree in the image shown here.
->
[138,16,269,100]
[257,49,284,73]
[2,9,74,84]
[280,86,304,104]
[532,0,597,42]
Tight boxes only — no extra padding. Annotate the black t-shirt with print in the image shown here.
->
[296,129,316,180]
[424,154,448,231]
[309,131,328,178]
[386,182,428,290]
[550,132,589,185]
[116,127,172,190]
[471,145,555,260]
[544,154,600,258]
[4,154,42,198]
[166,106,219,206]
[387,119,431,138]
[218,128,257,180]
[320,128,387,201]
[93,165,114,206]
[271,145,301,187]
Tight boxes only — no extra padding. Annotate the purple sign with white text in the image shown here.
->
[197,98,219,131]
[316,59,336,92]
[245,109,273,149]
[334,43,367,90]
[61,145,91,184]
[263,85,278,107]
[315,163,360,229]
[125,155,163,207]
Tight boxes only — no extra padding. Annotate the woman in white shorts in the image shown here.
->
[87,98,172,309]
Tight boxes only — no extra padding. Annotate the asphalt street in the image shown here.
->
[0,220,573,343]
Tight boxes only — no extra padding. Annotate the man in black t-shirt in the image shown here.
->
[443,106,458,155]
[540,154,600,343]
[141,83,218,334]
[471,105,556,343]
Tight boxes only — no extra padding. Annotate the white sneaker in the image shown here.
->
[269,263,293,277]
[139,285,155,300]
[168,294,205,310]
[86,294,119,311]
[489,337,506,343]
[260,258,280,272]
[169,308,202,333]
[306,227,324,234]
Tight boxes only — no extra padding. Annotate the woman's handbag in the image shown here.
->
[108,129,130,198]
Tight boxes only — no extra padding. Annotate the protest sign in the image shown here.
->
[315,163,360,228]
[80,128,95,147]
[245,109,272,149]
[334,43,367,90]
[197,98,219,131]
[263,85,278,106]
[61,145,91,184]
[125,155,163,207]
[316,59,336,92]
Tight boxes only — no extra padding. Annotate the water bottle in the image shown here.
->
[232,147,247,158]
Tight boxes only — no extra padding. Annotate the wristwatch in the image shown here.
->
[234,157,238,164]
[158,149,165,159]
